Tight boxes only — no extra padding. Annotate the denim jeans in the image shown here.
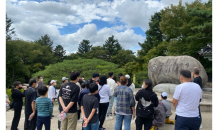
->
[114,114,132,130]
[83,120,99,130]
[37,116,51,130]
[107,96,114,116]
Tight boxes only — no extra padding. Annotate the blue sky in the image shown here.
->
[6,0,206,55]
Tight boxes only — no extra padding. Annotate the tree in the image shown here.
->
[35,34,54,52]
[111,50,136,67]
[103,35,123,58]
[83,46,110,61]
[6,13,16,41]
[77,39,92,56]
[54,45,66,62]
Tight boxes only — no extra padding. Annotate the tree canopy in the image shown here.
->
[77,39,92,56]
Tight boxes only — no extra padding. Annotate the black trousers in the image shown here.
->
[24,111,37,130]
[135,116,153,130]
[98,102,109,128]
[11,102,22,130]
[175,115,201,130]
[78,110,81,120]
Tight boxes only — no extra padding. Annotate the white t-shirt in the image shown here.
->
[98,84,112,103]
[107,78,117,94]
[173,82,202,117]
[48,85,56,101]
[129,83,135,93]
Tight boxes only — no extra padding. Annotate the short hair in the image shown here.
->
[78,79,83,85]
[118,73,123,78]
[92,72,100,78]
[29,78,37,86]
[143,79,152,91]
[127,78,132,87]
[38,86,48,96]
[89,83,98,93]
[47,80,51,85]
[13,81,21,87]
[38,76,42,79]
[108,72,113,77]
[81,83,86,89]
[180,70,191,78]
[112,75,117,82]
[120,76,128,85]
[70,71,80,80]
[99,75,107,86]
[161,95,167,100]
[193,68,200,75]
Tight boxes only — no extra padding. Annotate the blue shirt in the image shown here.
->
[35,97,53,117]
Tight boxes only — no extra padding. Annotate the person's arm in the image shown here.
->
[108,85,112,96]
[64,87,80,113]
[59,88,66,111]
[52,87,56,103]
[86,109,96,123]
[135,91,140,101]
[132,107,135,119]
[173,86,180,109]
[129,89,136,118]
[81,106,86,120]
[113,88,117,97]
[153,95,159,107]
[173,98,178,108]
[48,99,53,116]
[29,91,37,118]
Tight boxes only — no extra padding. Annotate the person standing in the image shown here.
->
[35,86,53,130]
[114,76,136,130]
[192,67,203,128]
[87,72,100,84]
[57,77,68,130]
[173,70,202,130]
[125,74,135,93]
[24,78,38,130]
[11,81,27,130]
[48,80,57,117]
[106,72,117,120]
[98,75,112,130]
[135,79,158,130]
[46,80,51,97]
[36,76,44,97]
[59,71,80,130]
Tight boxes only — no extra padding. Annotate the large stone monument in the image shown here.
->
[148,56,208,88]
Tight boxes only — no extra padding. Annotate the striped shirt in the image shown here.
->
[35,97,53,117]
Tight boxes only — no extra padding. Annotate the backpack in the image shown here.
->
[152,101,167,127]
[136,96,154,119]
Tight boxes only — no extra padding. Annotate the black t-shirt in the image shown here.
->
[81,94,99,124]
[193,76,203,89]
[24,87,37,114]
[11,89,25,103]
[59,82,80,113]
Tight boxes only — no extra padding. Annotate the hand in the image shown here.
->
[23,86,27,90]
[63,107,69,113]
[132,112,136,119]
[52,99,54,103]
[29,113,35,119]
[83,117,87,122]
[83,121,88,127]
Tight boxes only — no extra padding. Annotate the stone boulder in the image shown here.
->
[148,56,208,87]
[153,83,178,95]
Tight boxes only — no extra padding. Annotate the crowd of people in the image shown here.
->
[7,67,203,130]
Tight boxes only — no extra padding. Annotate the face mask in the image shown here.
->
[41,78,43,81]
[35,83,38,88]
[54,83,57,86]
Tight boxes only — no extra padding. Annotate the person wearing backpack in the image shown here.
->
[135,79,158,130]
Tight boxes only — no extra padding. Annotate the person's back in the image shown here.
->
[129,83,135,93]
[153,101,167,127]
[161,100,171,118]
[174,82,202,117]
[193,76,202,89]
[25,87,37,115]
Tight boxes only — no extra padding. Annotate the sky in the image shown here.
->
[6,0,209,55]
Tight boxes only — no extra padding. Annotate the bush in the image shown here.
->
[135,71,148,86]
[32,59,125,89]
[6,88,25,106]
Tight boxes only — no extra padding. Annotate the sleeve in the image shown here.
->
[48,99,53,115]
[153,95,159,107]
[173,85,180,100]
[31,91,37,102]
[93,98,99,109]
[135,90,140,101]
[95,93,100,102]
[35,100,38,111]
[129,89,135,107]
[59,87,63,97]
[70,87,80,103]
[17,90,25,98]
[78,92,84,105]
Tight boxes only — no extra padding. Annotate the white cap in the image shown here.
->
[62,77,68,81]
[125,74,130,79]
[50,80,57,84]
[161,92,168,97]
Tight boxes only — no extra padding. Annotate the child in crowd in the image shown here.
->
[81,83,99,130]
[35,86,53,130]
[160,92,171,118]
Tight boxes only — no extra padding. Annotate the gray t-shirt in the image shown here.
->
[161,100,171,117]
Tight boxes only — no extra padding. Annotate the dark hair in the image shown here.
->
[127,78,132,87]
[143,79,152,91]
[81,83,86,89]
[38,86,48,96]
[47,80,51,85]
[118,73,123,78]
[70,71,80,80]
[29,78,37,86]
[89,83,98,93]
[38,76,42,79]
[180,70,191,78]
[161,95,167,100]
[99,75,107,86]
[108,72,113,77]
[92,72,99,78]
[78,79,83,85]
[81,76,84,78]
[112,75,117,82]
[193,68,200,75]
[12,81,21,92]
[120,76,128,85]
